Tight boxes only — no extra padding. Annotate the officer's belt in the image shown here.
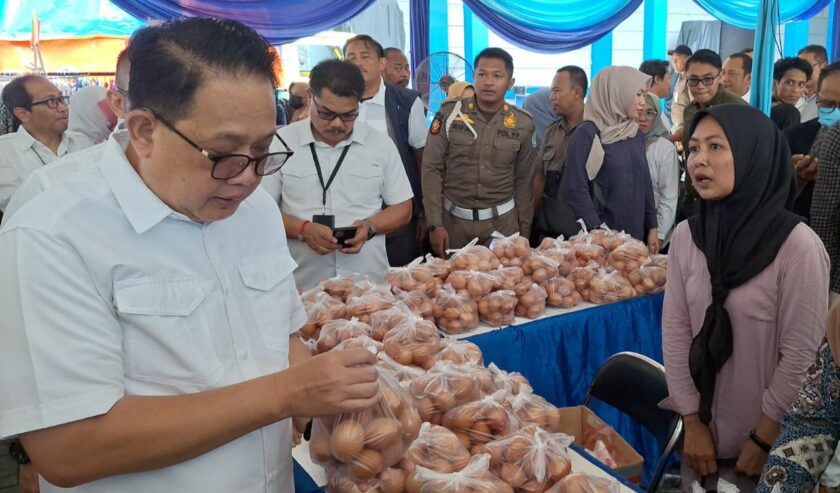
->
[443,197,515,221]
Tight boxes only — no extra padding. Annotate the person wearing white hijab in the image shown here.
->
[68,86,114,146]
[559,66,659,251]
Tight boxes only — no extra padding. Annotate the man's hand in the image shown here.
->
[301,222,340,255]
[683,414,718,477]
[792,154,819,182]
[735,439,768,478]
[280,348,380,418]
[429,226,449,257]
[342,220,370,254]
[647,228,660,254]
[19,463,40,493]
[415,217,428,242]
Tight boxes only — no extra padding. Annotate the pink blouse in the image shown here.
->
[662,221,829,458]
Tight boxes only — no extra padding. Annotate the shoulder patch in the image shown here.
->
[430,112,443,135]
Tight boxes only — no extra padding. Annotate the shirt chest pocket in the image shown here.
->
[114,278,223,391]
[281,165,319,206]
[343,163,384,200]
[239,253,298,352]
[540,145,556,173]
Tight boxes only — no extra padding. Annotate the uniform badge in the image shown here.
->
[430,112,443,135]
[504,112,516,129]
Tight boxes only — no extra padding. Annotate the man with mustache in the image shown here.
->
[261,59,413,288]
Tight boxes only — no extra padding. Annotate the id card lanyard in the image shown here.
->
[309,143,351,214]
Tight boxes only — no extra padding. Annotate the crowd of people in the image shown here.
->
[0,14,838,493]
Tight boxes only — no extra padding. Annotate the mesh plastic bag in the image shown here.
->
[489,231,532,268]
[484,425,574,491]
[588,269,635,304]
[316,318,373,354]
[432,286,480,335]
[515,283,548,319]
[301,289,347,340]
[412,453,514,493]
[544,276,583,309]
[447,270,497,300]
[310,372,422,486]
[382,313,442,369]
[433,338,484,366]
[477,290,517,327]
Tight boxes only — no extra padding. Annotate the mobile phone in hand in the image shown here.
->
[333,226,358,248]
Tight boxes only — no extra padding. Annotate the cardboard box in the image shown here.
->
[556,406,644,485]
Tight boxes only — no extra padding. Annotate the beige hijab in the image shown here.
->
[582,66,651,179]
[827,301,840,366]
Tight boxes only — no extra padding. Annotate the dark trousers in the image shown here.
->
[386,217,424,267]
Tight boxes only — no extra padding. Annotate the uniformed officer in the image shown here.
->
[422,47,536,256]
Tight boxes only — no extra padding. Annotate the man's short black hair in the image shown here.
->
[309,59,365,101]
[474,47,514,77]
[127,18,278,123]
[1,74,41,125]
[383,47,404,58]
[798,44,828,65]
[639,60,670,83]
[343,35,384,58]
[818,62,840,91]
[727,53,752,74]
[773,57,813,82]
[686,49,722,71]
[556,65,588,94]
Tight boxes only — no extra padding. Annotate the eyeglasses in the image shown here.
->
[640,109,658,120]
[818,98,839,111]
[149,110,294,180]
[28,96,69,110]
[312,98,359,122]
[686,73,721,87]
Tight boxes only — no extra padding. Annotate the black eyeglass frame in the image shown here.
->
[311,97,359,122]
[27,96,70,110]
[148,109,294,180]
[686,72,722,87]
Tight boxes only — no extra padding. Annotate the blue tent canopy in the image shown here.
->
[1,0,142,40]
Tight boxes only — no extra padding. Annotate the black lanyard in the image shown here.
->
[309,143,351,207]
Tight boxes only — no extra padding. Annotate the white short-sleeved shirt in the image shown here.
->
[0,135,305,492]
[262,119,414,289]
[358,77,427,150]
[2,129,126,223]
[0,126,91,211]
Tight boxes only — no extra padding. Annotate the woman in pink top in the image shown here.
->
[662,104,829,491]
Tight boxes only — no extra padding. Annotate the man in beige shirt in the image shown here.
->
[422,47,536,255]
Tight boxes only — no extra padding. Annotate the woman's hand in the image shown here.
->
[683,414,718,476]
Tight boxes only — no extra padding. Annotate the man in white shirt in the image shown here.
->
[0,18,380,493]
[3,48,133,223]
[0,75,91,212]
[797,44,828,123]
[344,35,427,266]
[262,59,413,289]
[722,53,753,103]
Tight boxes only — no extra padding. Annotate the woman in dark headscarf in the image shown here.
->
[661,104,829,491]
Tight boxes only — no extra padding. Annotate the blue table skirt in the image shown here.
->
[466,294,665,485]
[293,294,664,492]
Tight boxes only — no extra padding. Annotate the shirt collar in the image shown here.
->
[13,125,68,154]
[294,119,369,148]
[99,132,174,234]
[361,78,386,106]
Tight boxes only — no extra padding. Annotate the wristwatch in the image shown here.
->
[9,439,30,465]
[427,225,437,234]
[363,218,377,240]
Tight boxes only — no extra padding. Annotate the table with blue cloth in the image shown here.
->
[293,293,665,492]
